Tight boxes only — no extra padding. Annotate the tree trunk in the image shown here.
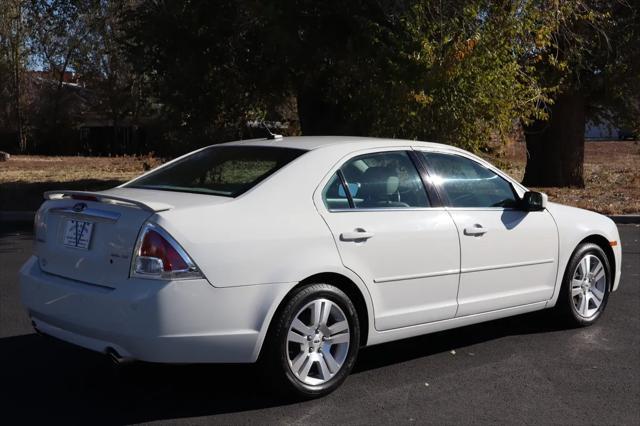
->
[523,90,585,187]
[12,2,26,153]
[14,51,25,153]
[112,114,119,154]
[50,51,73,148]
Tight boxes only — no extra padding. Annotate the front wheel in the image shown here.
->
[557,243,611,326]
[262,283,360,398]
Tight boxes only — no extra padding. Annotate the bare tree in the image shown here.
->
[76,0,143,152]
[0,0,28,152]
[24,0,94,148]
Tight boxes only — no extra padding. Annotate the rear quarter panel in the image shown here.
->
[151,146,377,345]
[153,148,343,287]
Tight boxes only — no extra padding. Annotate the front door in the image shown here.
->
[417,150,559,316]
[317,149,461,330]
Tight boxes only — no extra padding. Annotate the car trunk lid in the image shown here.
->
[36,188,232,288]
[36,190,169,288]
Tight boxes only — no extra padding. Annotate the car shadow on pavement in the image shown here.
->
[0,309,568,424]
[353,309,567,373]
[0,333,297,424]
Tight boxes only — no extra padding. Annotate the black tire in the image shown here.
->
[261,283,360,399]
[556,243,611,327]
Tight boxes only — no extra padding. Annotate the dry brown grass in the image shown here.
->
[0,155,162,183]
[1,141,638,214]
[0,155,163,211]
[481,140,640,215]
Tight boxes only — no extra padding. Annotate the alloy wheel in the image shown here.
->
[571,254,607,318]
[286,298,351,386]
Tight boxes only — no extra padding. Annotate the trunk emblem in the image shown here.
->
[73,202,87,212]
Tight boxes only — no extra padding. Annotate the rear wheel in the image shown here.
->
[262,283,360,398]
[557,243,611,326]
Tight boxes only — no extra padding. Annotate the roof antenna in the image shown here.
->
[261,121,283,140]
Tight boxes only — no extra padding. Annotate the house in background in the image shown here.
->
[585,119,635,140]
[0,71,151,155]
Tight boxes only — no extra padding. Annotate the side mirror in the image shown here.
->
[521,191,547,211]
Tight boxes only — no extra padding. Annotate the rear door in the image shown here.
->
[316,149,461,331]
[416,150,559,316]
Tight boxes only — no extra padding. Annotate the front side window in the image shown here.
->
[323,151,430,209]
[126,146,305,197]
[421,152,518,208]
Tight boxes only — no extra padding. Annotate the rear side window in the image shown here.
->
[126,146,305,197]
[421,152,518,208]
[323,151,430,209]
[322,174,352,210]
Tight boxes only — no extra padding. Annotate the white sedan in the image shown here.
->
[20,136,621,397]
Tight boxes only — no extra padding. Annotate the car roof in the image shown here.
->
[219,136,465,154]
[219,136,528,194]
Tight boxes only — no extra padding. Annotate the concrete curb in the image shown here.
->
[1,210,639,224]
[609,215,640,224]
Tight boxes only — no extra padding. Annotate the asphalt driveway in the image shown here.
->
[1,223,638,425]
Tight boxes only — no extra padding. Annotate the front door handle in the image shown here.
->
[340,229,374,241]
[464,224,487,236]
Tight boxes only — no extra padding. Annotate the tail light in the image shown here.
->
[33,207,47,244]
[131,223,203,280]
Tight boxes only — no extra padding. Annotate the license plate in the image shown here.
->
[62,220,94,250]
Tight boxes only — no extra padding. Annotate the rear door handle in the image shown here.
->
[340,229,374,241]
[464,225,487,236]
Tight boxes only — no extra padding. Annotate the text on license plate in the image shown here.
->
[63,220,94,249]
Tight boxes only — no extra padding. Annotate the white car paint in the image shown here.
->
[447,208,558,316]
[20,136,621,364]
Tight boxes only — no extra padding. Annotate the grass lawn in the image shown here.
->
[0,141,638,214]
[0,155,162,212]
[483,140,639,215]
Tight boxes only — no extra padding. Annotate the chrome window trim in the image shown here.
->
[327,206,448,213]
[443,207,521,211]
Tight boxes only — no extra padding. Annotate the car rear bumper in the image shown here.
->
[20,256,295,363]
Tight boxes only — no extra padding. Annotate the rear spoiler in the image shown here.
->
[44,190,172,212]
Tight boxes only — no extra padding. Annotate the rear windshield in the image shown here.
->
[126,146,306,197]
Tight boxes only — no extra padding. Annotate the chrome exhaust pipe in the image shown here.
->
[31,319,45,336]
[106,347,134,365]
